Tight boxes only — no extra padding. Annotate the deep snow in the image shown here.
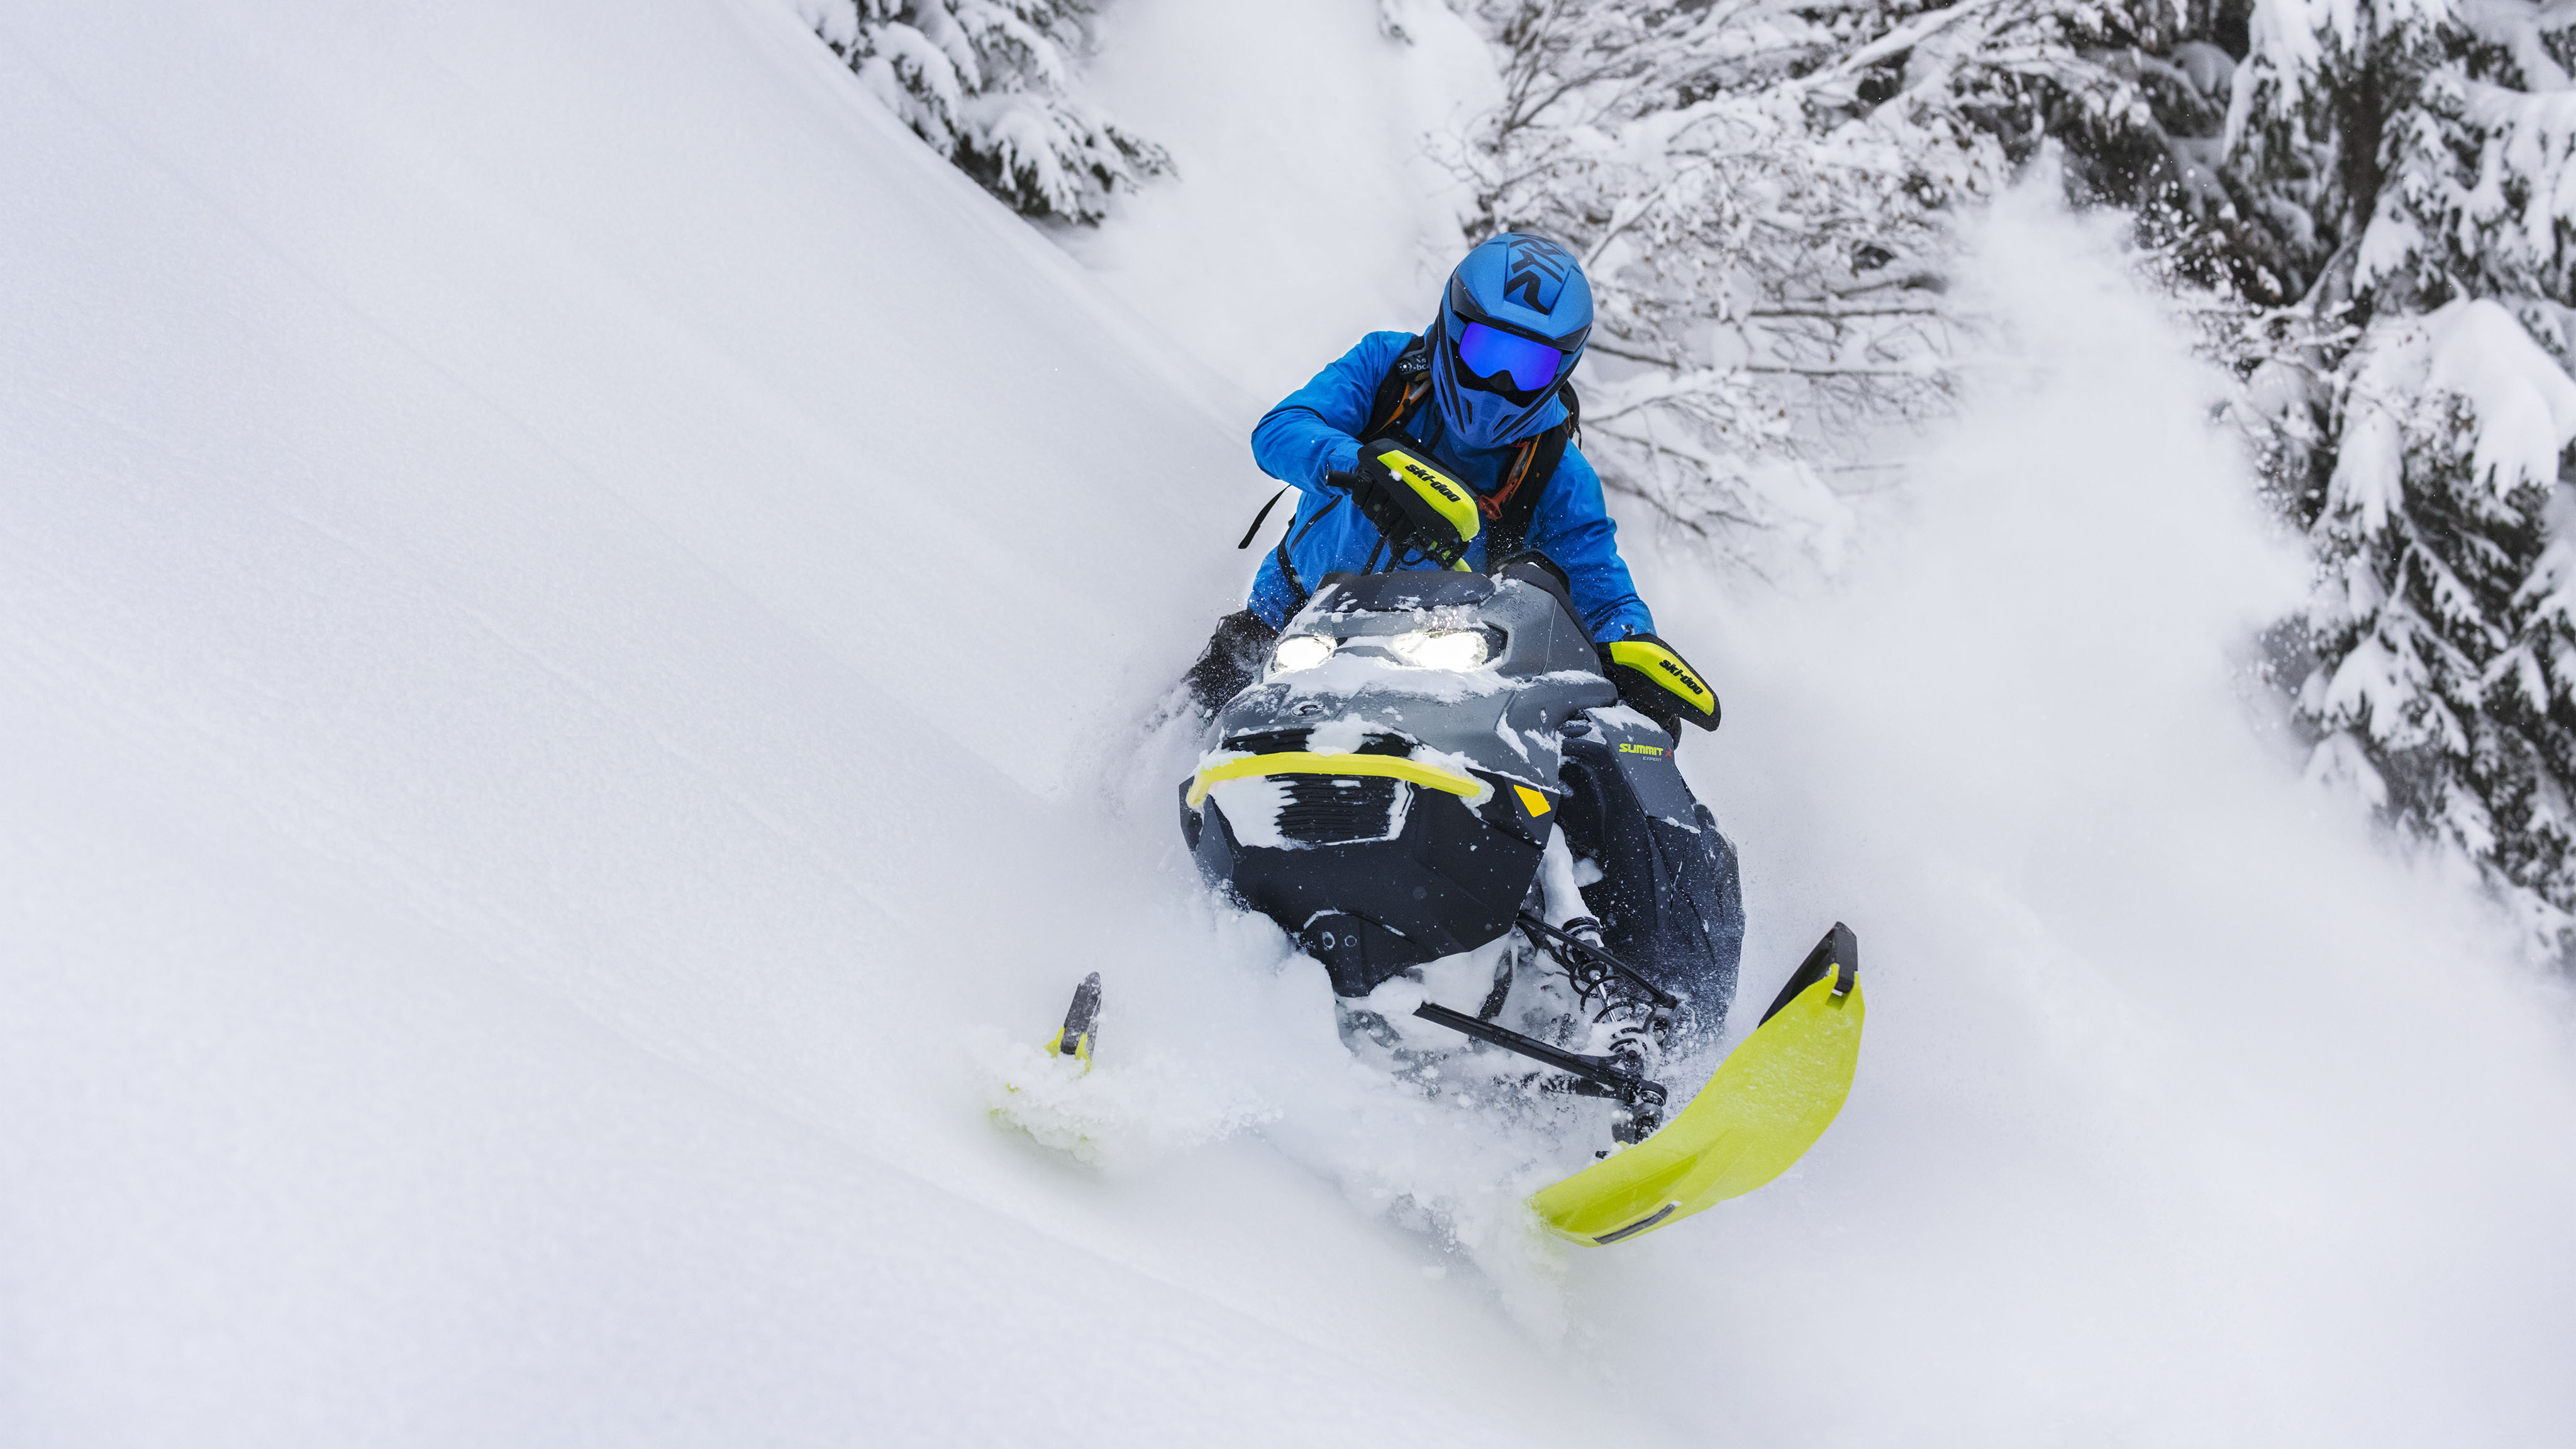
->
[4,1,2576,1446]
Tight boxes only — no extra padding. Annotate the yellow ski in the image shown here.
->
[1530,924,1864,1246]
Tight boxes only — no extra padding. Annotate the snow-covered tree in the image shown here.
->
[2212,0,2576,945]
[1445,0,2175,566]
[801,0,1165,223]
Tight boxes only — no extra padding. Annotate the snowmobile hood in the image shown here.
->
[1209,571,1614,792]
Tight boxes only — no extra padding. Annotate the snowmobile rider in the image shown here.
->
[1187,231,1721,738]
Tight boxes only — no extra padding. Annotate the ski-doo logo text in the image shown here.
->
[1657,659,1708,698]
[1503,236,1574,312]
[1402,461,1463,504]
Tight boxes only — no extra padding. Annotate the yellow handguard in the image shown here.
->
[1606,635,1721,729]
[1355,442,1480,571]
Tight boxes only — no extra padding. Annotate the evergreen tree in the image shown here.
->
[2218,0,2576,945]
[801,0,1165,223]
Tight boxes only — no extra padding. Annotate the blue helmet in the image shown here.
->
[1429,232,1592,450]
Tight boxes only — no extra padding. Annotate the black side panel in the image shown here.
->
[1302,912,1433,998]
[1556,733,1745,1028]
[1187,782,1544,997]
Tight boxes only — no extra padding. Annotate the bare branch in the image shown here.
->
[1746,304,1946,319]
[1741,363,1948,378]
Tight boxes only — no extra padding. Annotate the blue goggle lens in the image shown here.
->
[1456,321,1565,394]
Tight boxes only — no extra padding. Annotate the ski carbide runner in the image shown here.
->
[1045,972,1102,1070]
[1530,924,1863,1246]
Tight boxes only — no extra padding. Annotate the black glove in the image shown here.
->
[1319,440,1379,501]
[1599,632,1721,736]
[1185,609,1280,714]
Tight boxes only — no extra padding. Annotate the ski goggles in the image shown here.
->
[1443,277,1585,404]
[1455,321,1567,396]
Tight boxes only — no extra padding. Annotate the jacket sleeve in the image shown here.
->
[1250,331,1413,489]
[1524,445,1656,643]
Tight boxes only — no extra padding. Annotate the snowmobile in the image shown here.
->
[1064,442,1863,1246]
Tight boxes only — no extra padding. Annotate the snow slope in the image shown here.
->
[0,3,1630,1443]
[5,1,2576,1446]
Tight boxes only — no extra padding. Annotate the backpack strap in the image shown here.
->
[1271,528,1307,608]
[1363,335,1434,438]
[1236,487,1289,549]
[1481,384,1577,560]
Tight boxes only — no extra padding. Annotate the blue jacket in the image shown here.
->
[1248,331,1655,643]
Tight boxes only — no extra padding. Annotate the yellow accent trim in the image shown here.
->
[1513,785,1552,817]
[1043,1027,1092,1070]
[1607,638,1716,718]
[1185,752,1482,808]
[1530,968,1863,1246]
[1375,446,1481,543]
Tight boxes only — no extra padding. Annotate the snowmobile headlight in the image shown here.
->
[1272,634,1338,672]
[1389,628,1489,670]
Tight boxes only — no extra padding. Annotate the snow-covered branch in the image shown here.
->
[1450,0,2147,569]
[799,0,1165,223]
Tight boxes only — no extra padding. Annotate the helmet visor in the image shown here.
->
[1453,321,1566,402]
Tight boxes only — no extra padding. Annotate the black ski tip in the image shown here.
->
[1050,972,1104,1062]
[1062,972,1102,1038]
[1758,923,1860,1026]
